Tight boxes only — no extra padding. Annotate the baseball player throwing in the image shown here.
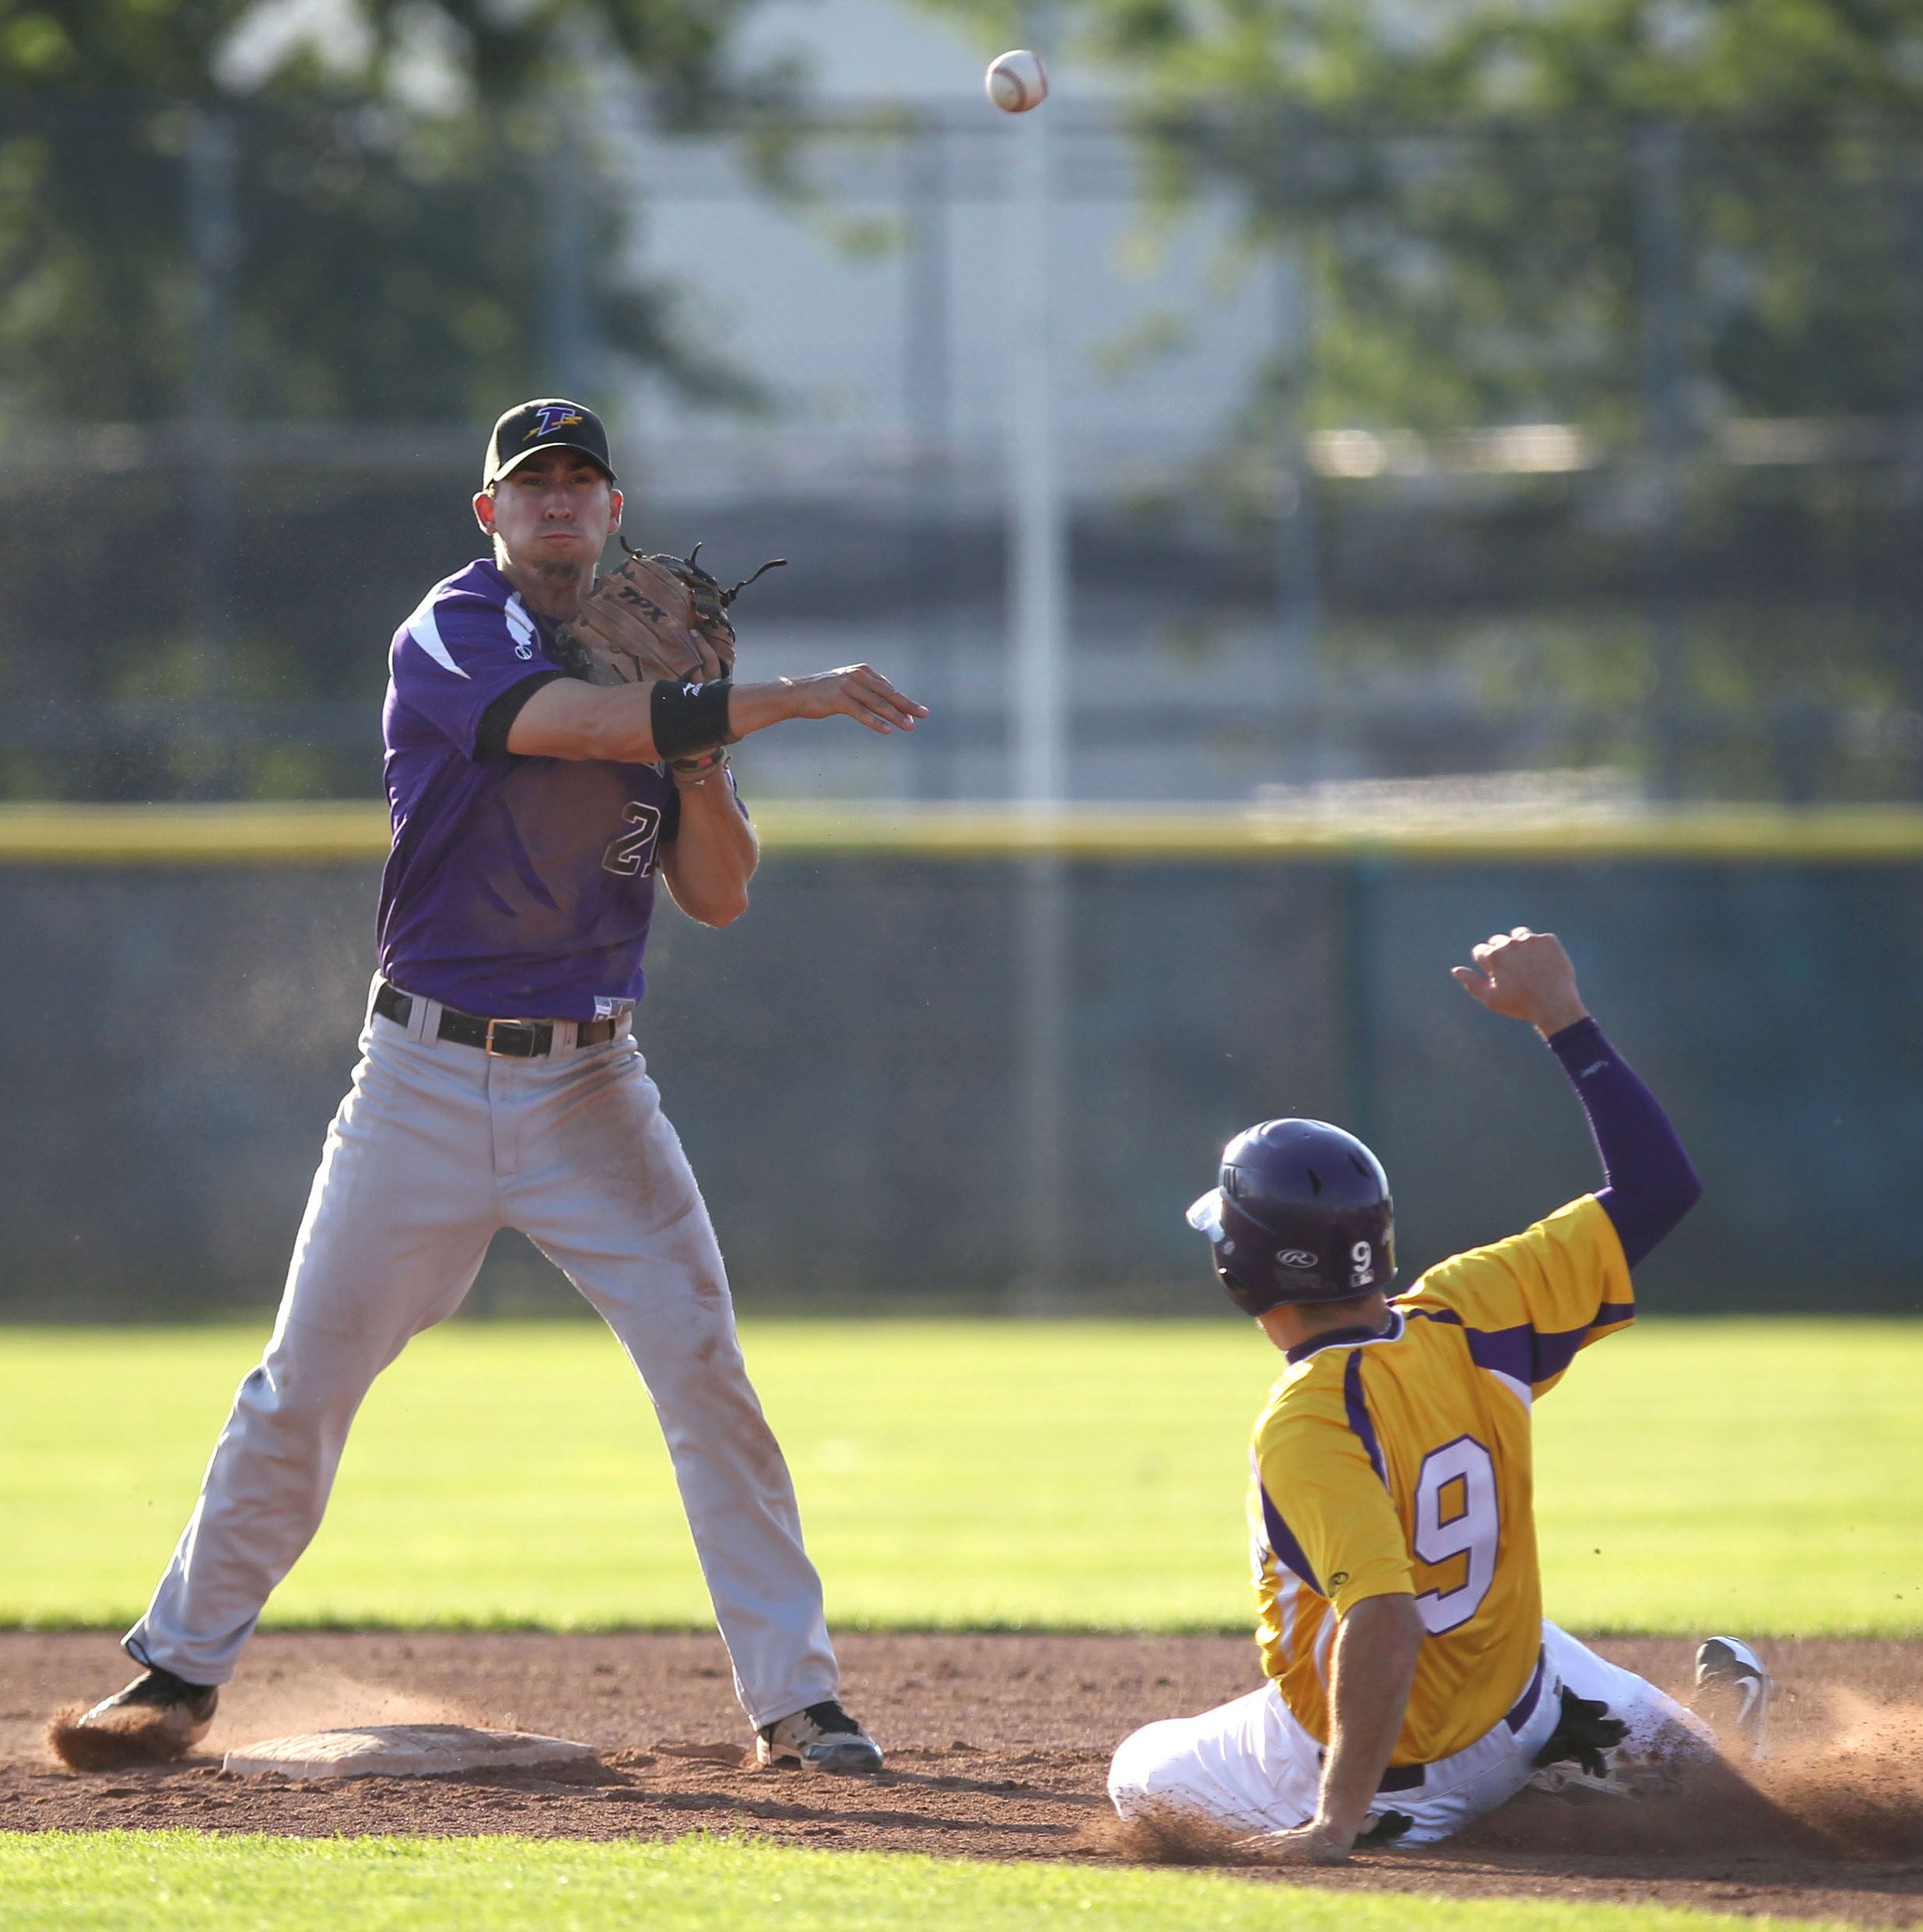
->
[1110,927,1772,1858]
[57,398,925,1776]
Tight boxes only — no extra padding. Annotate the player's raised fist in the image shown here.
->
[1450,927,1589,1038]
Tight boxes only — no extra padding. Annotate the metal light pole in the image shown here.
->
[1273,242,1321,777]
[1001,23,1074,1306]
[186,106,239,797]
[1636,118,1688,801]
[905,118,958,800]
[546,109,594,400]
[1005,43,1069,806]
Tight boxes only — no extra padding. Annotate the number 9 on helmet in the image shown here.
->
[1186,1118,1397,1315]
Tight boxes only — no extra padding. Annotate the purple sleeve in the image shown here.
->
[1545,1016,1701,1269]
[392,587,557,759]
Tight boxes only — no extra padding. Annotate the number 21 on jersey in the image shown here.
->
[1412,1436,1499,1634]
[601,801,664,878]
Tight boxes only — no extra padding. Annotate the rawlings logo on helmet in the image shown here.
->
[1189,1119,1397,1316]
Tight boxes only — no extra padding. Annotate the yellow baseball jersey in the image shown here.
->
[1248,1194,1632,1766]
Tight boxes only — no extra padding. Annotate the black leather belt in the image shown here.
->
[1371,1651,1547,1794]
[373,981,622,1057]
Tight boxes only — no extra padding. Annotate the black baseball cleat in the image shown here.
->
[49,1667,220,1769]
[1693,1636,1773,1759]
[756,1700,883,1775]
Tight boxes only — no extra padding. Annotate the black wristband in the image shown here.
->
[650,678,736,762]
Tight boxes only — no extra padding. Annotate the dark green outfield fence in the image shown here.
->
[2,805,1918,1317]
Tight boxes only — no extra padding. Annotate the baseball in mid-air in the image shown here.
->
[986,48,1049,113]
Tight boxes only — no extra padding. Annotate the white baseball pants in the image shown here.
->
[125,980,842,1729]
[1108,1622,1714,1846]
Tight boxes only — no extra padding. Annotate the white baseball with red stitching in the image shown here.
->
[986,48,1048,113]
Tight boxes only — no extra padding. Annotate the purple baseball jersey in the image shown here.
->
[378,558,681,1021]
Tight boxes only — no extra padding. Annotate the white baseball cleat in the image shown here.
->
[1693,1636,1773,1759]
[756,1700,883,1775]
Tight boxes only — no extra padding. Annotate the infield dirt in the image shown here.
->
[2,1631,1918,1924]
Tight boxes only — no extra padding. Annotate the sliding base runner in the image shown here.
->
[1110,927,1772,1860]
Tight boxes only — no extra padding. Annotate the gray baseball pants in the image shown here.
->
[124,980,842,1729]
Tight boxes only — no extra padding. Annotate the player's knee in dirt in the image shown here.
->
[1107,1719,1198,1816]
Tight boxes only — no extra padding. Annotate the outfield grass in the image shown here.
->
[0,1317,1916,1635]
[0,1833,1865,1932]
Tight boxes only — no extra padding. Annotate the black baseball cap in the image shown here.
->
[483,399,618,486]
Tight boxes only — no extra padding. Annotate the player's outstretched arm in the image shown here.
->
[1244,1592,1424,1865]
[1452,927,1701,1267]
[729,667,928,737]
[506,667,927,762]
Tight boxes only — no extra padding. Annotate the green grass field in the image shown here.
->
[0,1833,1867,1932]
[2,1315,1917,1635]
[5,1316,1914,1931]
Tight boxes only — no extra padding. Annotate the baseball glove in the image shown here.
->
[551,543,784,687]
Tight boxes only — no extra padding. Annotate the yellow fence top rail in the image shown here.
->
[2,800,1923,864]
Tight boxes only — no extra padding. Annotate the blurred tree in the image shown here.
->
[924,0,1923,431]
[1068,0,1923,118]
[0,0,794,799]
[916,0,1923,800]
[0,0,787,422]
[0,0,768,113]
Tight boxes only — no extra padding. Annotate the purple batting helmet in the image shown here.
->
[1186,1119,1397,1315]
